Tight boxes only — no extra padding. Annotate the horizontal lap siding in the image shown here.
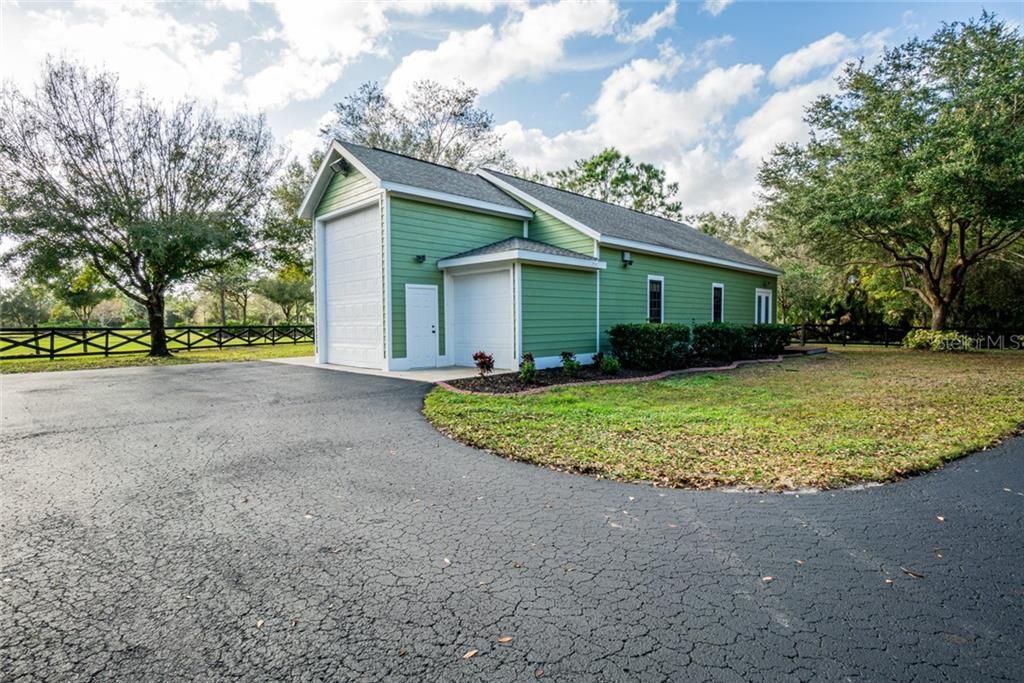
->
[521,265,597,359]
[528,209,595,255]
[390,198,523,359]
[598,247,778,351]
[316,170,378,216]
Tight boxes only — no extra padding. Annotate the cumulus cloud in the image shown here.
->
[618,1,677,44]
[385,0,620,99]
[768,32,855,87]
[701,0,734,17]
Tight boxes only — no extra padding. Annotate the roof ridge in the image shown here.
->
[483,168,699,232]
[338,139,480,177]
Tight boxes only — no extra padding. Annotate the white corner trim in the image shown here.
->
[647,274,665,323]
[533,353,596,371]
[382,193,392,371]
[382,181,533,219]
[595,270,601,352]
[299,140,384,219]
[437,249,607,271]
[514,263,523,363]
[477,170,602,240]
[601,236,783,276]
[313,218,327,364]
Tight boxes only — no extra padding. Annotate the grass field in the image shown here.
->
[1,343,314,374]
[424,347,1024,490]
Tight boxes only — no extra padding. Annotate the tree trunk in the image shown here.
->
[219,289,227,326]
[929,301,948,331]
[146,292,170,357]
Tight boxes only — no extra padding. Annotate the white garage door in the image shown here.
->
[452,269,514,369]
[323,206,383,368]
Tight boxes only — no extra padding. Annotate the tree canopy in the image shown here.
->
[322,80,512,171]
[759,14,1024,330]
[547,149,684,221]
[0,60,279,353]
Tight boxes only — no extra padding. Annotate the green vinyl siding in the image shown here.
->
[315,168,378,216]
[521,265,597,358]
[390,198,522,359]
[598,247,778,351]
[527,209,595,255]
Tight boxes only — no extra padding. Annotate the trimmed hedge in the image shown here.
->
[608,323,691,370]
[903,329,976,352]
[610,322,792,370]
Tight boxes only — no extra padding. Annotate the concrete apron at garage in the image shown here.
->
[266,355,509,382]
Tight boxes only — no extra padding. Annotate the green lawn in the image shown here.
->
[0,343,314,374]
[424,348,1024,490]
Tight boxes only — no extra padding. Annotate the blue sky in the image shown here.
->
[3,1,1021,214]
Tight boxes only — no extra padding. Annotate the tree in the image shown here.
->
[0,60,278,355]
[261,153,319,273]
[197,261,257,325]
[322,80,512,171]
[49,264,114,325]
[257,265,312,323]
[759,14,1024,330]
[0,281,53,326]
[547,149,683,220]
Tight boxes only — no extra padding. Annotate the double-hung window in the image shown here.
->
[711,283,724,323]
[755,288,773,324]
[647,276,664,323]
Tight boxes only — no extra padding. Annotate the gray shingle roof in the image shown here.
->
[482,170,780,273]
[337,141,528,212]
[443,237,599,262]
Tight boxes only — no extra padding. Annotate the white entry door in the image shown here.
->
[405,285,439,368]
[755,288,773,324]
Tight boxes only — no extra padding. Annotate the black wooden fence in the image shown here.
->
[792,323,1024,349]
[0,325,315,360]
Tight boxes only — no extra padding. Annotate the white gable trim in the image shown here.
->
[601,236,783,276]
[437,249,606,272]
[477,170,602,240]
[382,181,532,219]
[299,141,384,220]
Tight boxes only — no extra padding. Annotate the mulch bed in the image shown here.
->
[445,357,723,394]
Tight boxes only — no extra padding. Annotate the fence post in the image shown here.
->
[105,329,110,357]
[883,326,888,347]
[800,323,806,346]
[34,324,40,356]
[49,329,55,359]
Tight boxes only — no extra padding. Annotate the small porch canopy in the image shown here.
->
[436,237,606,272]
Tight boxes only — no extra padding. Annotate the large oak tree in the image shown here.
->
[759,14,1024,329]
[0,60,278,354]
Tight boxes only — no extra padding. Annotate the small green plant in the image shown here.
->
[473,350,495,377]
[560,351,581,378]
[600,356,621,375]
[518,352,537,384]
[591,351,605,368]
[902,329,976,352]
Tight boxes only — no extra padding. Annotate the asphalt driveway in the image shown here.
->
[2,362,1022,681]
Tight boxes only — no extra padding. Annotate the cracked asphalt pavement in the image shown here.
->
[2,362,1022,681]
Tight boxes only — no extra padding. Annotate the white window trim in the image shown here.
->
[755,288,773,324]
[647,275,665,323]
[712,282,725,323]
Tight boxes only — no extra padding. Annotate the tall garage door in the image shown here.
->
[323,206,384,368]
[452,269,514,370]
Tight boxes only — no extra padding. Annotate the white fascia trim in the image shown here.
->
[476,170,602,240]
[299,140,384,220]
[382,181,533,219]
[600,236,783,277]
[437,249,607,271]
[315,194,381,223]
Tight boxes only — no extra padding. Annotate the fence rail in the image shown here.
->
[0,324,314,360]
[792,323,1024,349]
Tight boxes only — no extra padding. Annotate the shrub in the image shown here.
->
[902,329,976,352]
[473,350,495,377]
[608,323,691,370]
[518,352,537,384]
[691,323,751,363]
[600,356,621,375]
[749,324,793,358]
[560,351,581,377]
[591,351,605,368]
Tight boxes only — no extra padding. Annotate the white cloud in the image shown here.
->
[618,1,677,44]
[390,0,503,15]
[385,0,620,99]
[205,0,250,11]
[768,32,855,87]
[701,0,734,17]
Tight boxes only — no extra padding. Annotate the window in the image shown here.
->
[755,288,773,324]
[711,283,724,323]
[647,276,664,323]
